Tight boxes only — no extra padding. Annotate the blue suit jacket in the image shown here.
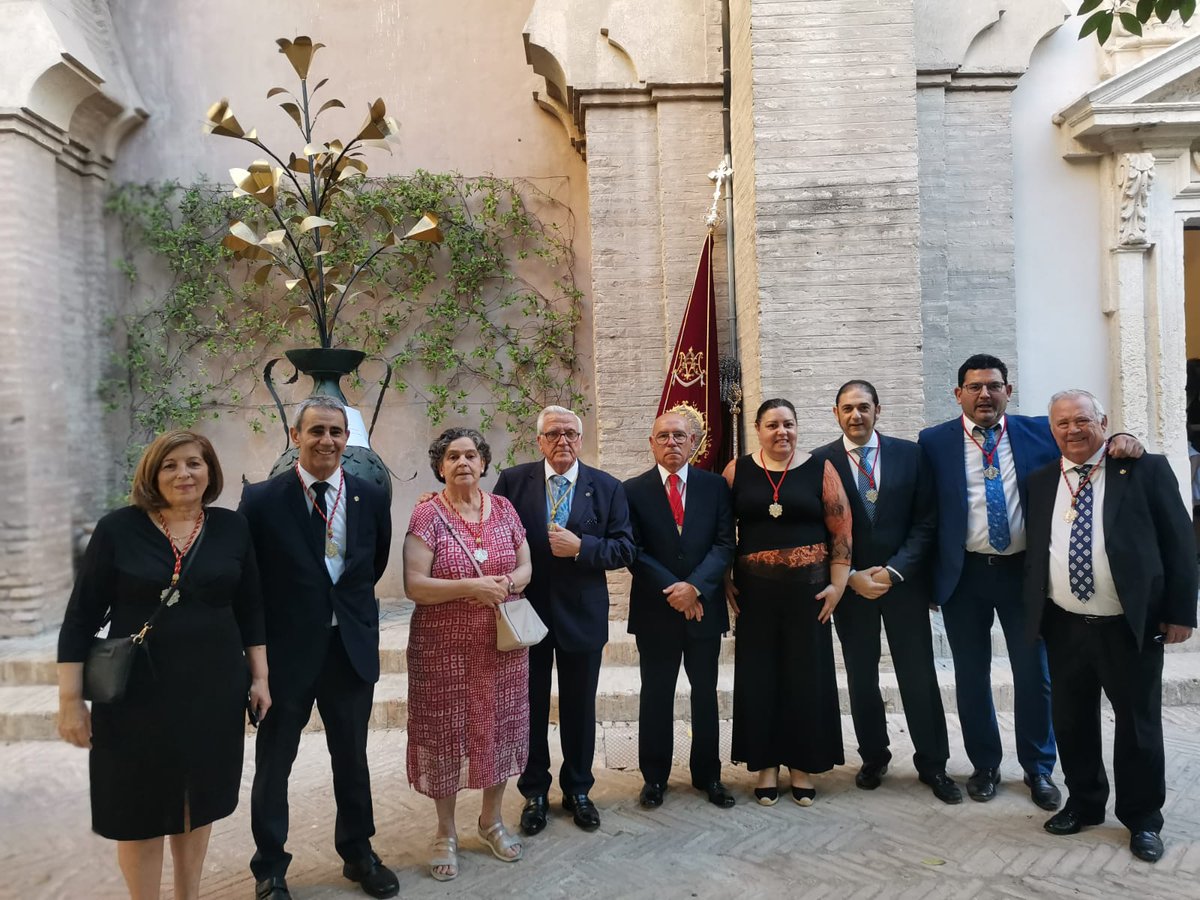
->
[917,414,1057,606]
[623,465,735,640]
[493,460,636,653]
[813,433,936,594]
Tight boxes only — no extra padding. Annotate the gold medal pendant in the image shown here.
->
[325,538,339,558]
[1064,507,1078,524]
[865,489,879,503]
[983,466,1000,480]
[769,502,783,518]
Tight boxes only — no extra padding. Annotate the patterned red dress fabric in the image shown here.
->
[406,494,529,798]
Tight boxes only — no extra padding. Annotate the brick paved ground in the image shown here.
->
[4,709,1200,899]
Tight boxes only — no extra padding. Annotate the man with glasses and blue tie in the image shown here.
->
[919,355,1142,810]
[1023,390,1194,863]
[494,405,635,836]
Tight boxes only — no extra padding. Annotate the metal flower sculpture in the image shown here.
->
[205,36,442,349]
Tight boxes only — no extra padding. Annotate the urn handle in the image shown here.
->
[263,357,299,451]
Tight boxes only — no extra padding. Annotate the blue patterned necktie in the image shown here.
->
[855,446,877,523]
[1068,463,1095,602]
[979,426,1011,551]
[548,474,571,528]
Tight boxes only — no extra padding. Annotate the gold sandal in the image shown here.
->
[429,834,458,881]
[477,820,523,862]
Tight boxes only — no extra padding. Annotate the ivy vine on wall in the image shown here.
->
[104,171,586,471]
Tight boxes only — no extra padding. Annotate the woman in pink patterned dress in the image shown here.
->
[403,427,533,882]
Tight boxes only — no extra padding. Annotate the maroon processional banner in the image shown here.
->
[656,233,725,472]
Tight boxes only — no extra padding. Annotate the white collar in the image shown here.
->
[841,431,879,454]
[657,462,689,484]
[962,413,1008,434]
[544,459,579,484]
[297,463,343,489]
[1061,443,1107,472]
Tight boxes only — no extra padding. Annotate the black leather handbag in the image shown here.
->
[82,524,206,703]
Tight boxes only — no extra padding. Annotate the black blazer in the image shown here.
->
[623,465,735,639]
[238,469,392,701]
[493,460,636,653]
[1024,453,1197,650]
[813,434,936,590]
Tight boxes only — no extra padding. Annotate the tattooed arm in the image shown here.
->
[816,459,852,623]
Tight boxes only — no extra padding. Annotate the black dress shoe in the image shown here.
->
[520,794,549,835]
[1130,830,1164,862]
[697,780,736,808]
[966,767,1001,802]
[1023,773,1062,811]
[562,793,601,831]
[855,760,889,790]
[255,876,291,900]
[342,852,399,899]
[1044,808,1103,836]
[919,771,963,805]
[639,782,666,808]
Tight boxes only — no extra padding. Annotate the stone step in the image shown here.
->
[8,650,1200,742]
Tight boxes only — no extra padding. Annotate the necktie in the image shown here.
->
[855,446,876,523]
[980,427,1011,551]
[310,481,329,548]
[549,474,571,528]
[1068,464,1095,602]
[666,473,684,530]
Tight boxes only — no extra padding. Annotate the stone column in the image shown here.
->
[731,0,924,441]
[0,1,145,635]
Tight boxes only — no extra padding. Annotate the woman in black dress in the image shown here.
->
[57,430,270,900]
[723,399,852,805]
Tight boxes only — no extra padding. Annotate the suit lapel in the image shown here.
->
[1102,455,1128,542]
[565,464,594,532]
[649,467,685,541]
[285,474,323,559]
[343,471,361,565]
[873,435,899,520]
[830,440,869,529]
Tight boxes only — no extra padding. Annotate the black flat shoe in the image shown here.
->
[966,767,1000,802]
[520,794,549,835]
[342,852,399,899]
[855,759,889,790]
[1023,772,1062,811]
[696,780,736,808]
[562,793,601,831]
[1130,830,1164,862]
[918,771,963,804]
[791,786,816,807]
[1044,809,1103,836]
[255,876,291,900]
[639,782,666,809]
[753,786,779,806]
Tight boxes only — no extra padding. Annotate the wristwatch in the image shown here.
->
[506,577,516,595]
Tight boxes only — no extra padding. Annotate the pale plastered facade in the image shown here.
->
[3,0,1200,635]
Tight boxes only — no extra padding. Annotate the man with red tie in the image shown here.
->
[623,410,737,809]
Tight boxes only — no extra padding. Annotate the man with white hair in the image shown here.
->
[494,406,635,835]
[1024,389,1196,863]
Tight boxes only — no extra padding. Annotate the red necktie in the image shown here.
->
[667,473,684,529]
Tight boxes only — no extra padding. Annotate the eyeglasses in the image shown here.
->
[652,431,692,445]
[961,382,1006,395]
[539,430,581,443]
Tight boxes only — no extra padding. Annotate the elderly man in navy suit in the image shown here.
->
[815,381,959,804]
[919,354,1142,810]
[494,406,636,835]
[624,409,736,810]
[1025,390,1195,863]
[240,396,397,900]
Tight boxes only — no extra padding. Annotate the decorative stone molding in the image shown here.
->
[1117,151,1156,246]
[1102,13,1197,78]
[915,0,1068,78]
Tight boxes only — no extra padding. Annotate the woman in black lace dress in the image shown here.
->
[723,399,852,806]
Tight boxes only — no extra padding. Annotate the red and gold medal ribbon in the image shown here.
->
[1059,444,1107,514]
[963,417,1008,472]
[759,448,796,506]
[845,442,881,492]
[155,508,206,586]
[296,463,344,547]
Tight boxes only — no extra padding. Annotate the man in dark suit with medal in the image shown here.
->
[240,396,398,900]
[493,405,636,835]
[623,409,736,810]
[1024,390,1195,863]
[814,381,959,803]
[919,354,1143,811]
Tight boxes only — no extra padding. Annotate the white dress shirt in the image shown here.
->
[962,414,1025,555]
[1048,445,1122,617]
[843,431,902,583]
[297,464,346,625]
[544,459,579,522]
